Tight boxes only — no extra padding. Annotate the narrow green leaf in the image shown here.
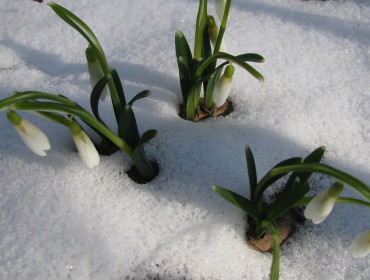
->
[175,31,193,65]
[193,0,208,59]
[185,84,202,120]
[110,69,126,106]
[253,157,303,203]
[204,66,223,108]
[90,75,108,123]
[132,145,155,179]
[265,178,310,222]
[270,163,370,200]
[196,52,264,81]
[212,186,260,221]
[118,105,140,149]
[245,146,258,200]
[128,90,151,106]
[177,56,192,103]
[284,146,326,192]
[48,3,102,54]
[137,129,158,147]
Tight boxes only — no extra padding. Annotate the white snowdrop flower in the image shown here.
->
[208,15,227,52]
[7,110,51,156]
[348,231,370,258]
[69,119,100,168]
[86,45,109,101]
[304,182,343,224]
[213,64,234,107]
[215,0,226,21]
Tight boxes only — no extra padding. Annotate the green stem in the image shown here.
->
[261,220,280,280]
[0,91,77,111]
[12,102,133,157]
[257,163,370,202]
[294,196,370,208]
[213,0,232,54]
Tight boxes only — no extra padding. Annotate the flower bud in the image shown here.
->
[213,64,235,107]
[68,119,100,168]
[304,182,344,224]
[86,45,109,101]
[348,231,370,258]
[7,110,51,156]
[208,15,227,52]
[215,0,226,22]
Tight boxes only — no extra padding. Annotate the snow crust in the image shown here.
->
[0,0,369,279]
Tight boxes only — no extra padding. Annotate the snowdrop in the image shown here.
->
[215,0,226,21]
[348,231,370,258]
[7,110,50,156]
[68,119,99,168]
[213,64,234,107]
[304,182,344,224]
[208,15,227,52]
[86,45,109,101]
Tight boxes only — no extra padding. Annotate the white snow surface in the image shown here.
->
[1,0,370,279]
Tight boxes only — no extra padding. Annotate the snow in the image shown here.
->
[0,0,369,279]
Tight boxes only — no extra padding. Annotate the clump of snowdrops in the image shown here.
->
[0,3,158,181]
[175,0,264,120]
[213,146,370,280]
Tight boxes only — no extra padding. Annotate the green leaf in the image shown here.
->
[265,178,310,222]
[118,105,140,149]
[284,146,326,192]
[128,90,151,106]
[196,52,265,81]
[245,146,258,201]
[90,75,108,123]
[137,129,158,146]
[270,163,370,200]
[212,186,260,221]
[175,31,193,66]
[177,56,192,103]
[253,157,303,203]
[132,145,155,179]
[185,84,202,120]
[193,0,208,59]
[236,53,265,63]
[204,66,223,108]
[48,3,103,54]
[110,69,126,107]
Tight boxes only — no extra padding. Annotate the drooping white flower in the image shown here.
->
[215,0,226,21]
[208,15,227,52]
[304,182,343,224]
[7,110,51,156]
[348,231,370,258]
[213,64,234,107]
[86,45,109,101]
[69,119,99,168]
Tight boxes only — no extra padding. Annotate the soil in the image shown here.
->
[126,161,160,184]
[178,98,233,122]
[246,208,305,252]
